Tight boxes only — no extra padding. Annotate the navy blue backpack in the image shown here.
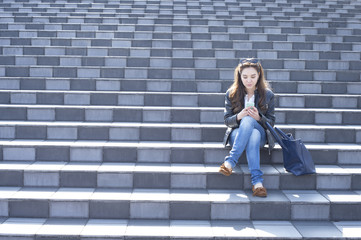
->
[265,122,316,176]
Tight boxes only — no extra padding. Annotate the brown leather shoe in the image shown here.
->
[219,163,232,176]
[252,186,267,197]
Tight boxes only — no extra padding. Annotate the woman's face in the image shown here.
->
[241,67,259,92]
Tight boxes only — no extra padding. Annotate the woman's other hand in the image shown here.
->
[247,107,261,121]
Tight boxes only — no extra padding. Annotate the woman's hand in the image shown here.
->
[236,108,249,121]
[247,107,261,121]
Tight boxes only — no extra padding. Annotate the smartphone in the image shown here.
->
[246,102,254,108]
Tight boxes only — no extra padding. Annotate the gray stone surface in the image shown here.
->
[3,147,35,161]
[16,126,46,139]
[48,127,77,140]
[37,146,69,161]
[70,148,102,162]
[134,172,170,188]
[170,201,210,220]
[131,202,169,219]
[28,108,55,121]
[249,191,291,220]
[60,172,97,188]
[0,171,23,186]
[97,173,133,188]
[9,200,49,218]
[24,172,59,187]
[50,201,89,218]
[90,201,130,219]
[0,0,360,238]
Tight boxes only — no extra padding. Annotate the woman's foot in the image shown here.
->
[252,184,267,197]
[219,162,232,176]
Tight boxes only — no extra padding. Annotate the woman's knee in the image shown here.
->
[240,116,256,127]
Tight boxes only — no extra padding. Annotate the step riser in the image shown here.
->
[0,106,360,125]
[2,15,361,23]
[1,79,361,95]
[1,22,361,32]
[1,195,360,221]
[1,35,361,46]
[0,168,359,191]
[1,54,361,66]
[0,92,360,109]
[0,145,359,165]
[1,67,360,82]
[0,125,360,144]
[0,78,233,93]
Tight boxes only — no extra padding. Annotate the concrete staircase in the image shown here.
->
[0,0,361,239]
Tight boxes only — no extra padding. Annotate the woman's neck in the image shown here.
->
[246,89,255,97]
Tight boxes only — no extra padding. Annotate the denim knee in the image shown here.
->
[240,116,256,128]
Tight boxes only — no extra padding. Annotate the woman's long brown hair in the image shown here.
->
[228,61,269,114]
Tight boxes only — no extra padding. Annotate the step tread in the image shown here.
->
[0,217,359,239]
[1,186,360,203]
[0,161,359,175]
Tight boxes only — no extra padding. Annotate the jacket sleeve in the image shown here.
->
[259,90,276,128]
[224,91,240,128]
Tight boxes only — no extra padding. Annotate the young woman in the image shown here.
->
[219,58,275,197]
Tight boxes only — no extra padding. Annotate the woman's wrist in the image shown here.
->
[237,112,243,121]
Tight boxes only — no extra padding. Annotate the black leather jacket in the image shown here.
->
[223,88,276,152]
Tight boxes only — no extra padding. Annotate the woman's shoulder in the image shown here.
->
[265,88,275,97]
[225,88,233,97]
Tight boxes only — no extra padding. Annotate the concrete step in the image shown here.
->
[0,187,360,221]
[1,78,361,95]
[1,55,361,72]
[2,14,361,24]
[0,139,359,165]
[0,121,360,144]
[1,41,360,62]
[0,161,360,191]
[0,218,359,239]
[0,104,360,125]
[1,11,360,21]
[0,77,235,93]
[0,121,226,142]
[2,55,360,75]
[0,47,360,62]
[0,90,360,109]
[1,7,361,19]
[0,22,361,37]
[3,12,360,22]
[1,1,359,9]
[271,81,361,95]
[1,4,360,14]
[0,0,358,6]
[1,66,360,81]
[1,14,361,25]
[1,25,361,40]
[1,36,361,53]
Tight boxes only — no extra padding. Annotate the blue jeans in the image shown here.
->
[225,116,267,186]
